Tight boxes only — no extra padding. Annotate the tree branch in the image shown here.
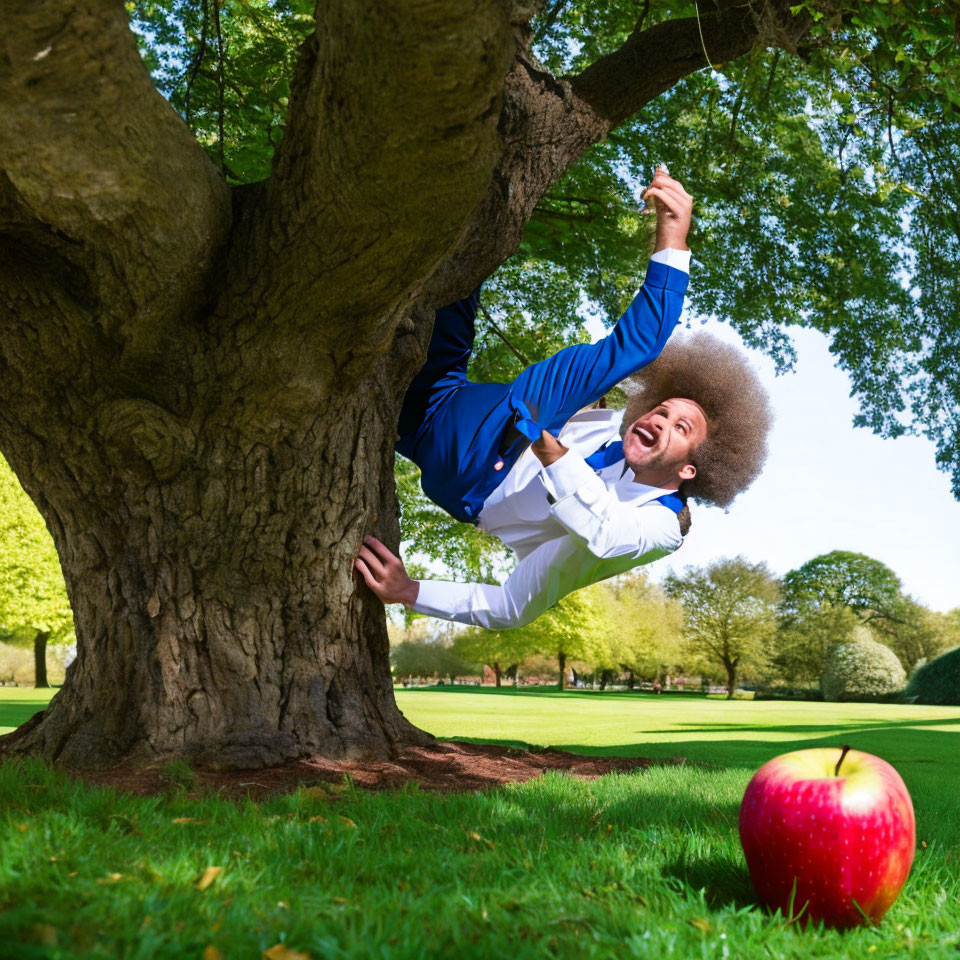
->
[423,0,819,307]
[570,0,813,128]
[0,0,231,341]
[479,301,531,366]
[228,0,521,371]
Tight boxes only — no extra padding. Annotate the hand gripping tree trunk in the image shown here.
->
[0,0,816,767]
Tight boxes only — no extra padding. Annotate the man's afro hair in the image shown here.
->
[619,332,773,508]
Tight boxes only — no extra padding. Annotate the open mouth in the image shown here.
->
[633,424,657,448]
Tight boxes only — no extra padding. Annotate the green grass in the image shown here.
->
[2,688,959,959]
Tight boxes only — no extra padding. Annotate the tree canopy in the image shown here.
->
[130,0,960,535]
[779,550,906,623]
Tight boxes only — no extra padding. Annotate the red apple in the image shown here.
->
[738,746,915,928]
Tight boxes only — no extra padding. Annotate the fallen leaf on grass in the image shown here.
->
[339,816,356,829]
[467,831,495,850]
[196,867,224,891]
[263,945,311,960]
[66,871,78,879]
[203,947,223,960]
[97,873,124,885]
[688,918,711,934]
[331,896,348,904]
[17,824,27,832]
[308,815,326,823]
[172,817,208,824]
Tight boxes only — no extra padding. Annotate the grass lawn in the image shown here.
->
[1,687,958,959]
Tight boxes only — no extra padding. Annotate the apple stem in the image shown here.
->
[835,744,851,777]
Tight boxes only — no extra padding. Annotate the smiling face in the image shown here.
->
[622,397,708,487]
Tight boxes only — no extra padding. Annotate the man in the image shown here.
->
[355,170,772,628]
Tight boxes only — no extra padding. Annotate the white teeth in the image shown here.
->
[635,427,655,445]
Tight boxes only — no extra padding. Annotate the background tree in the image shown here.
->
[457,585,615,690]
[665,557,780,698]
[775,550,956,676]
[906,644,960,706]
[389,639,478,685]
[387,618,475,684]
[772,602,861,685]
[4,0,960,766]
[779,551,906,626]
[874,597,960,674]
[0,458,74,688]
[600,571,684,685]
[454,624,532,688]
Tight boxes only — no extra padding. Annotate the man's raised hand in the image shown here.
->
[643,168,693,252]
[354,535,420,607]
[531,428,568,467]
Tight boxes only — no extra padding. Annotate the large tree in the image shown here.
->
[2,0,959,767]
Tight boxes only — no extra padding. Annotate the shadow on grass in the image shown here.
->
[661,852,757,910]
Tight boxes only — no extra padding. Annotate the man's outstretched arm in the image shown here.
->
[355,535,569,629]
[509,169,693,431]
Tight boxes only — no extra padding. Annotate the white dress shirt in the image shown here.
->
[409,248,690,629]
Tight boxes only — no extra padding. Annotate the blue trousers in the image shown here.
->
[396,262,688,524]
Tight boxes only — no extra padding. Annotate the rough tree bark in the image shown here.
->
[0,0,819,768]
[558,652,567,691]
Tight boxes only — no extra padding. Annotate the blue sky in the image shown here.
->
[593,317,960,612]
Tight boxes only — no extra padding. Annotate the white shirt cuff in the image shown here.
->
[541,449,607,503]
[649,248,691,274]
[410,580,467,621]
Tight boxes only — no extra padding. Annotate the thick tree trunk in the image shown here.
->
[558,651,566,691]
[33,632,49,689]
[493,662,503,688]
[0,364,432,768]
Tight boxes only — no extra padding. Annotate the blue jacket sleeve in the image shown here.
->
[508,260,689,432]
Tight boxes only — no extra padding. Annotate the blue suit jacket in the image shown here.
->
[396,260,689,524]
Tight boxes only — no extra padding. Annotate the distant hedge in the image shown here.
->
[906,645,960,705]
[821,627,906,701]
